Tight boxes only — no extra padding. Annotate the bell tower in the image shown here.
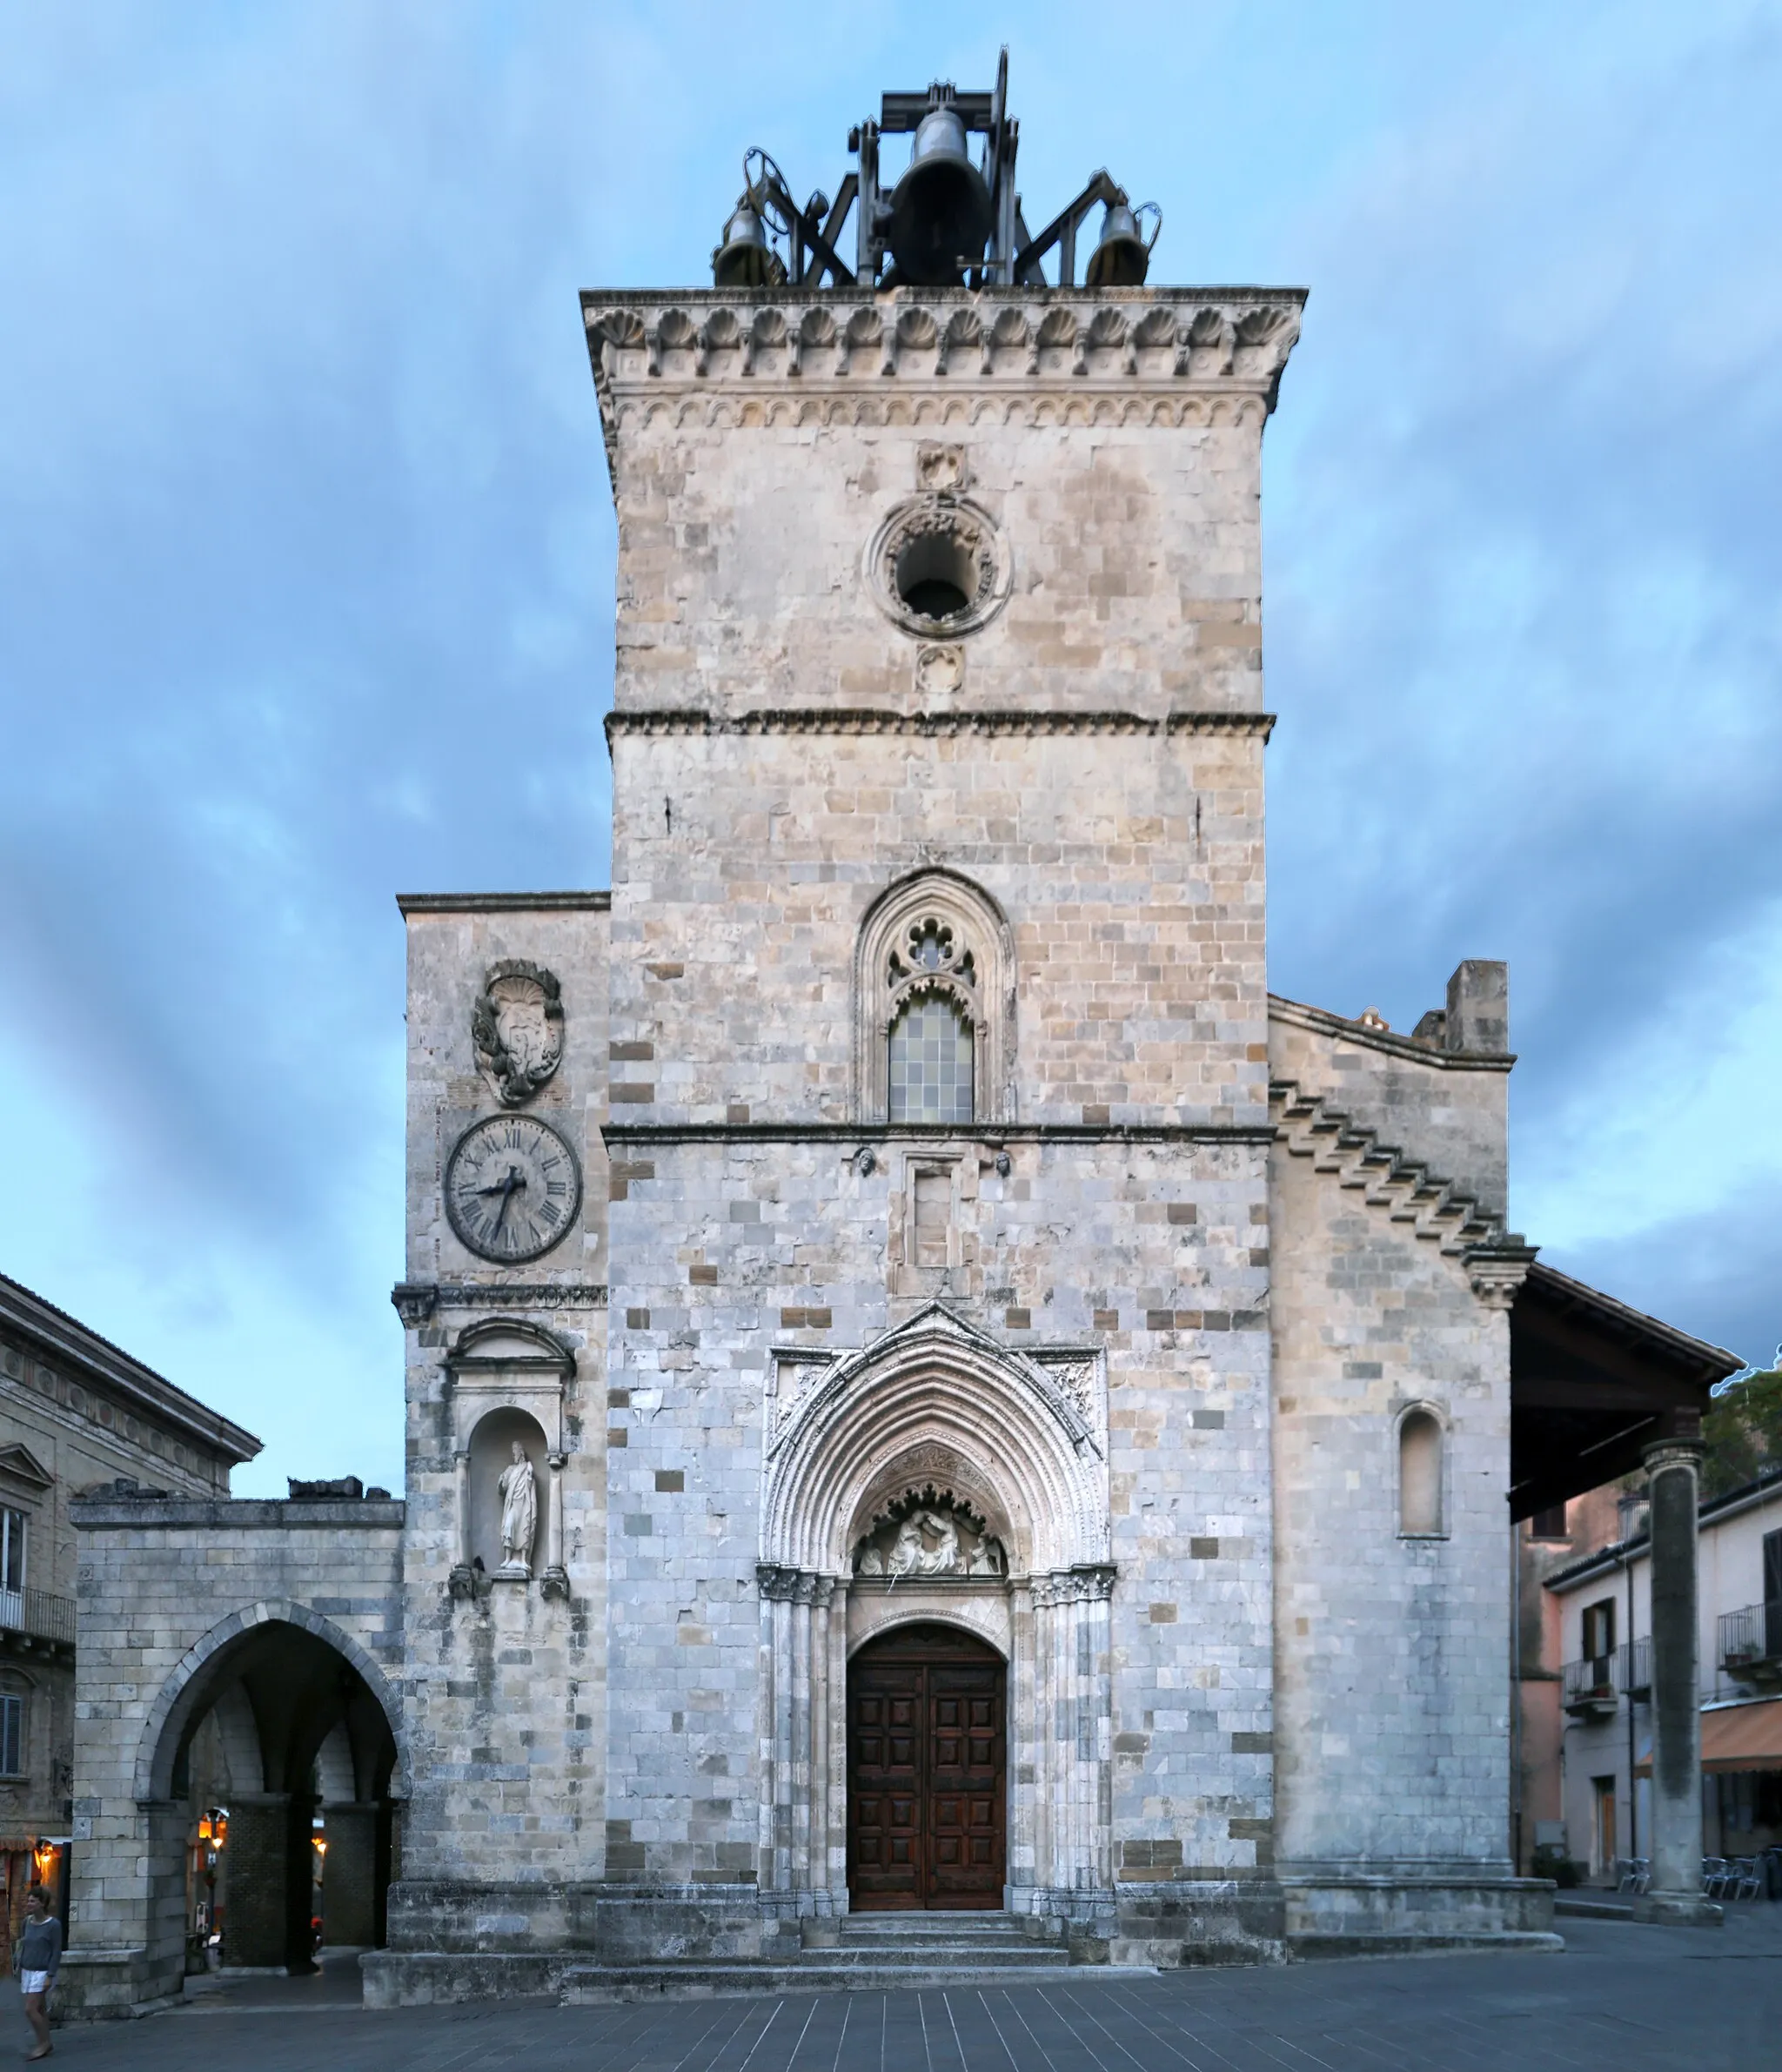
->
[581,52,1304,1955]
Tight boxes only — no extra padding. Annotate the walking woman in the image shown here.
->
[14,1886,58,2060]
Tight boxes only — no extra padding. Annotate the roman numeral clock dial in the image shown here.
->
[445,1114,583,1264]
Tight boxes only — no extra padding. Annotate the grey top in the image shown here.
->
[17,1914,60,1979]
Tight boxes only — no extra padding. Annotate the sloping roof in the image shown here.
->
[1521,1261,1740,1386]
[0,1270,260,1467]
[1509,1263,1742,1520]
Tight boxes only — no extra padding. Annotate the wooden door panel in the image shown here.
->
[848,1662,925,1907]
[848,1625,1006,1911]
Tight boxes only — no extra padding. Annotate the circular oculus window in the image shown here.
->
[865,495,1012,640]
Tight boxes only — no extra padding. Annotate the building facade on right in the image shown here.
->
[1535,1467,1782,1884]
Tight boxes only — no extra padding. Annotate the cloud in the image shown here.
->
[1256,3,1782,1352]
[1,2,1777,1492]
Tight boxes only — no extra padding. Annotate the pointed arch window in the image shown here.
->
[855,872,1016,1126]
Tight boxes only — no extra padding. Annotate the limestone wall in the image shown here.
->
[605,1133,1275,1893]
[588,288,1301,724]
[1268,1052,1515,1874]
[607,725,1268,1130]
[1268,996,1511,1223]
[394,895,611,1900]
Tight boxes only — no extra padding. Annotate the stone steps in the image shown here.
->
[559,1909,1097,2002]
[821,1911,1060,1948]
[1290,1929,1564,1961]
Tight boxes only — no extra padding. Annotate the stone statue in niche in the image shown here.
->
[497,1442,538,1578]
[472,961,564,1107]
[853,1490,1004,1579]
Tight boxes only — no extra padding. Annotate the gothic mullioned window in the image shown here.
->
[855,872,1015,1126]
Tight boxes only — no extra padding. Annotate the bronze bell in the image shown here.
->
[888,104,993,286]
[713,198,772,289]
[1084,200,1155,290]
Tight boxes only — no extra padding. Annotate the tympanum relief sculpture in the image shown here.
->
[852,1491,1004,1579]
[473,960,564,1106]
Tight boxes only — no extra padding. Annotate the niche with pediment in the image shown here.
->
[442,1318,573,1454]
[441,1319,573,1588]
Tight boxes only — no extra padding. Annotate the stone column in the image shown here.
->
[221,1792,292,1968]
[541,1452,569,1594]
[452,1450,471,1566]
[756,1564,800,1894]
[1632,1436,1722,1927]
[809,1579,834,1909]
[790,1579,813,1890]
[1032,1584,1055,1899]
[827,1583,848,1906]
[319,1803,380,1948]
[1089,1581,1114,1891]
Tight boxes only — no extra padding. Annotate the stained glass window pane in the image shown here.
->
[888,994,973,1123]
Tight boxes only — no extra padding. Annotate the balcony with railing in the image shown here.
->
[0,1586,76,1653]
[1563,1653,1619,1719]
[1618,1636,1651,1700]
[1718,1602,1782,1685]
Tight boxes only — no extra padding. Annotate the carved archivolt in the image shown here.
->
[759,1302,1109,1577]
[854,868,1015,1125]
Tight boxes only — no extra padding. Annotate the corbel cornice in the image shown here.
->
[606,707,1274,742]
[580,286,1305,479]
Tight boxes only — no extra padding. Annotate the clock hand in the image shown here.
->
[489,1163,526,1235]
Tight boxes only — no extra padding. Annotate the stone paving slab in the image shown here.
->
[26,1916,1782,2070]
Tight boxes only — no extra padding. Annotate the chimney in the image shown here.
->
[1444,960,1508,1055]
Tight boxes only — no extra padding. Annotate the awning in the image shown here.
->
[1634,1699,1782,1776]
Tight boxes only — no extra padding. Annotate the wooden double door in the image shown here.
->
[847,1621,1006,1910]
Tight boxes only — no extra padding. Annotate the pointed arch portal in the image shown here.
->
[757,1304,1115,1914]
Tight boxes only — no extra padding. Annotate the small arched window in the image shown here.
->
[1398,1409,1444,1538]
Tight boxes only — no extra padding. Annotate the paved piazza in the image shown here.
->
[30,1916,1782,2070]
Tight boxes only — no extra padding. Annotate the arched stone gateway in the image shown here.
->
[758,1304,1115,1918]
[135,1599,408,1804]
[61,1486,405,2017]
[137,1611,403,1974]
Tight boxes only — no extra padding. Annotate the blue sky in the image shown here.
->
[3,2,1778,1494]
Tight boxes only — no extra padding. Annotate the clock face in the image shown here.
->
[445,1114,583,1264]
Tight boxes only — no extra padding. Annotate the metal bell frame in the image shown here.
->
[707,48,1162,293]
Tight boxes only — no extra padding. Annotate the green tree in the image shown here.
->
[1701,1367,1782,1500]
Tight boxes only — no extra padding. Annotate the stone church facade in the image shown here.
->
[64,268,1610,2010]
[370,275,1557,1991]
